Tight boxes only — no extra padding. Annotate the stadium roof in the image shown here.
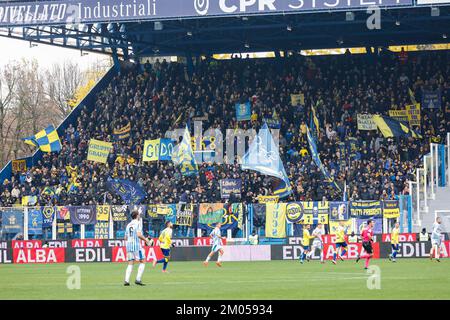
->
[0,1,449,58]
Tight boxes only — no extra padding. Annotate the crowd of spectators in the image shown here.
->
[1,49,449,208]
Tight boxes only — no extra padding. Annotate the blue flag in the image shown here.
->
[306,125,341,192]
[241,123,292,198]
[171,125,198,176]
[107,177,147,205]
[28,208,43,235]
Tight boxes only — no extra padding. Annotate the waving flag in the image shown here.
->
[372,115,422,139]
[106,177,147,205]
[22,125,61,153]
[241,123,292,198]
[306,125,341,191]
[171,125,198,176]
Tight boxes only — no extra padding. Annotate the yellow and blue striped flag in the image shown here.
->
[372,115,422,139]
[22,125,62,153]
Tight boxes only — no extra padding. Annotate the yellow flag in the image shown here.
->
[265,203,286,238]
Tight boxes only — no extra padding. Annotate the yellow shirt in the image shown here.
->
[302,229,314,246]
[299,148,308,157]
[335,226,346,243]
[159,227,173,249]
[251,113,258,122]
[391,227,399,245]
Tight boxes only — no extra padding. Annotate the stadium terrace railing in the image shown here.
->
[409,132,449,229]
[0,200,410,241]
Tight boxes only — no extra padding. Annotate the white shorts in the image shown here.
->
[311,241,323,250]
[127,248,145,261]
[431,238,443,247]
[211,244,223,253]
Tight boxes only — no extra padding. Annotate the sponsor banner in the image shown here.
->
[349,200,382,218]
[290,93,305,106]
[111,205,128,221]
[0,249,13,264]
[1,209,23,234]
[28,208,43,235]
[176,204,194,226]
[13,248,65,264]
[235,102,251,121]
[285,202,303,223]
[221,245,272,262]
[265,203,287,238]
[194,237,227,246]
[379,241,450,259]
[41,206,55,227]
[113,122,131,141]
[65,247,112,263]
[96,205,110,221]
[12,240,42,249]
[219,179,242,199]
[329,201,349,221]
[383,200,400,219]
[87,139,113,164]
[69,206,97,225]
[257,195,279,204]
[72,239,104,248]
[382,233,417,242]
[111,246,164,262]
[422,90,441,109]
[0,0,413,28]
[357,114,377,130]
[11,159,27,173]
[271,242,380,261]
[405,103,421,126]
[356,217,383,234]
[94,222,109,239]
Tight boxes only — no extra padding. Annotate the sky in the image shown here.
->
[0,36,109,70]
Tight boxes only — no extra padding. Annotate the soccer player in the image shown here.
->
[356,219,375,269]
[300,224,314,264]
[332,221,348,264]
[153,221,174,273]
[124,210,152,286]
[203,222,226,267]
[388,222,400,262]
[309,224,325,263]
[430,216,443,262]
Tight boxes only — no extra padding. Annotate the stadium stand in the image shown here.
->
[0,50,449,212]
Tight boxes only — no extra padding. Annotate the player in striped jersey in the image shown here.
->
[203,223,226,267]
[309,224,325,263]
[153,221,174,273]
[124,210,152,286]
[388,222,400,262]
[430,216,443,262]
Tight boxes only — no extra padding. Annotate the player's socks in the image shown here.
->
[205,255,211,262]
[364,257,371,269]
[125,264,133,283]
[156,258,165,264]
[333,253,337,261]
[393,250,397,259]
[163,258,168,271]
[320,252,324,263]
[136,263,145,282]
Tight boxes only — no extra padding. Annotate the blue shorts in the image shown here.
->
[161,248,171,257]
[391,244,399,251]
[336,242,348,248]
[303,245,310,251]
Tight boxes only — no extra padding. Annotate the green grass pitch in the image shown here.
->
[1,259,449,299]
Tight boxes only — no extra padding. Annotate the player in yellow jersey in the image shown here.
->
[332,221,348,264]
[388,222,400,262]
[153,221,174,273]
[299,224,315,264]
